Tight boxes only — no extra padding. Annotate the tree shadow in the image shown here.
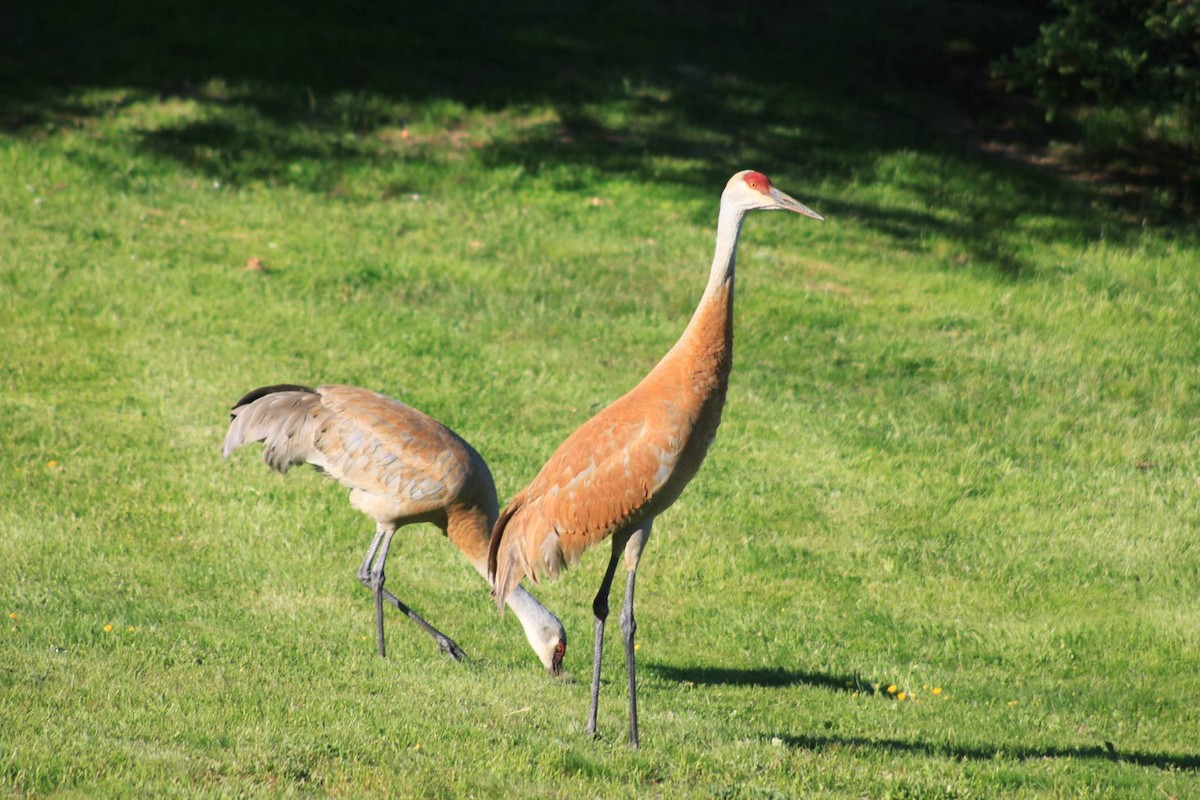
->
[778,733,1200,773]
[2,0,1191,278]
[818,196,1031,279]
[647,663,879,695]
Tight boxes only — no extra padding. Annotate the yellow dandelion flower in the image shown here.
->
[103,624,114,633]
[413,743,422,751]
[887,684,898,694]
[127,626,136,633]
[932,687,943,695]
[897,692,907,701]
[634,642,641,651]
[1007,700,1019,707]
[47,460,59,469]
[8,612,16,620]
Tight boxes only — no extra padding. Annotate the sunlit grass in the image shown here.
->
[3,1,1200,797]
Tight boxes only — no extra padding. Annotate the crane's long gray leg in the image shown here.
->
[586,529,632,739]
[358,524,468,662]
[357,526,388,586]
[368,526,398,658]
[376,588,468,662]
[619,521,652,749]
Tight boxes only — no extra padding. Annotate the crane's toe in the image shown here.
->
[437,636,469,663]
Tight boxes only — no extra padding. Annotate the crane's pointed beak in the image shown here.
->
[772,187,824,221]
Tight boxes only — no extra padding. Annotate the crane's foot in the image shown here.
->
[436,635,468,663]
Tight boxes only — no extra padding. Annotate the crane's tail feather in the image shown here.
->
[488,492,568,612]
[230,383,316,414]
[222,384,324,473]
[488,494,523,612]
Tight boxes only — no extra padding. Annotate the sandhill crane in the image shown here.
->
[488,171,823,746]
[223,383,566,673]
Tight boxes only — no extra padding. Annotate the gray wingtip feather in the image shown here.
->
[230,383,317,415]
[222,385,323,472]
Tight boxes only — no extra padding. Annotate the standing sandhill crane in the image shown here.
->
[223,383,566,673]
[489,171,823,746]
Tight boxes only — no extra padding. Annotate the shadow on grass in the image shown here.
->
[647,663,879,695]
[655,665,1200,772]
[2,0,1192,275]
[779,733,1200,773]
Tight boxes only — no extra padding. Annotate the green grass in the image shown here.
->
[3,1,1199,797]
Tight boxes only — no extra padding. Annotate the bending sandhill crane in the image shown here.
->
[223,383,566,673]
[489,171,822,746]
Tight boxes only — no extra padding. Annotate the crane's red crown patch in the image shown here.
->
[742,171,773,194]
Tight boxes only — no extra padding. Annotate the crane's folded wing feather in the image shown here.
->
[312,385,468,505]
[490,396,688,604]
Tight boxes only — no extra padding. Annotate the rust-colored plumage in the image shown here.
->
[489,289,732,597]
[489,171,823,746]
[223,383,566,672]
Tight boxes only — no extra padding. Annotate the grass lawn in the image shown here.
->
[2,1,1199,796]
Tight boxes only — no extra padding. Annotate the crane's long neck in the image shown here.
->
[702,201,748,306]
[449,507,563,665]
[466,547,557,631]
[470,564,562,673]
[669,202,747,386]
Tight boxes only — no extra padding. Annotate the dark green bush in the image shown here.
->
[997,0,1200,123]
